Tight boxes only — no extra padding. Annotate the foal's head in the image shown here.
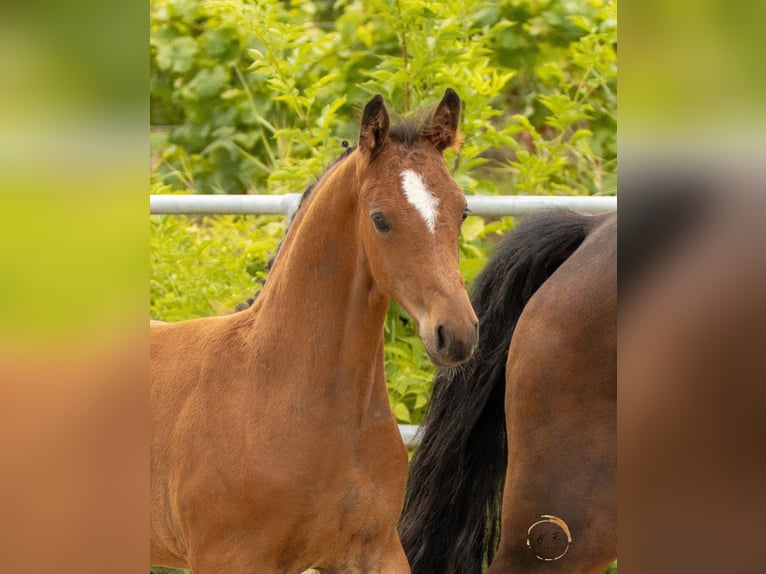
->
[352,89,478,367]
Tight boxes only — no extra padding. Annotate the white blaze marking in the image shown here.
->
[401,169,439,233]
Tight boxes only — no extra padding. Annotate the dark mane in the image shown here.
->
[388,107,435,148]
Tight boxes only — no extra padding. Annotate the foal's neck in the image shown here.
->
[245,155,390,415]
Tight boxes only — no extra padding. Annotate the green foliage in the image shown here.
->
[150,188,284,320]
[151,0,616,196]
[150,0,616,514]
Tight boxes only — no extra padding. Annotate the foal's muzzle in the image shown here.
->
[424,316,479,367]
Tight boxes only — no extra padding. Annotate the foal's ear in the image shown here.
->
[359,94,390,159]
[423,88,461,152]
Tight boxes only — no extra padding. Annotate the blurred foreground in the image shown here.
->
[619,162,766,573]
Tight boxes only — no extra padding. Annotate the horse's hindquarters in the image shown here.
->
[497,214,617,572]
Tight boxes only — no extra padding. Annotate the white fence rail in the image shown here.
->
[151,194,616,446]
[150,193,616,218]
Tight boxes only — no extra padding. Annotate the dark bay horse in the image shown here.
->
[150,89,479,573]
[399,209,616,573]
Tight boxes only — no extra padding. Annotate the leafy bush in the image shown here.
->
[151,0,616,196]
[150,187,284,321]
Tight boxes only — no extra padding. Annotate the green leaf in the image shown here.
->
[414,394,429,410]
[156,37,198,74]
[461,215,485,242]
[392,402,411,423]
[569,15,593,33]
[189,66,229,99]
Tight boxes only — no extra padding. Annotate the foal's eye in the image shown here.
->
[371,212,391,232]
[462,208,471,222]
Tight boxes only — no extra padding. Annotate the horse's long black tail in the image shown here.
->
[398,210,595,574]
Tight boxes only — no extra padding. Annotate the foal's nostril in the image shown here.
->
[436,325,451,352]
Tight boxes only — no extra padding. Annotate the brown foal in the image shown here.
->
[150,89,477,573]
